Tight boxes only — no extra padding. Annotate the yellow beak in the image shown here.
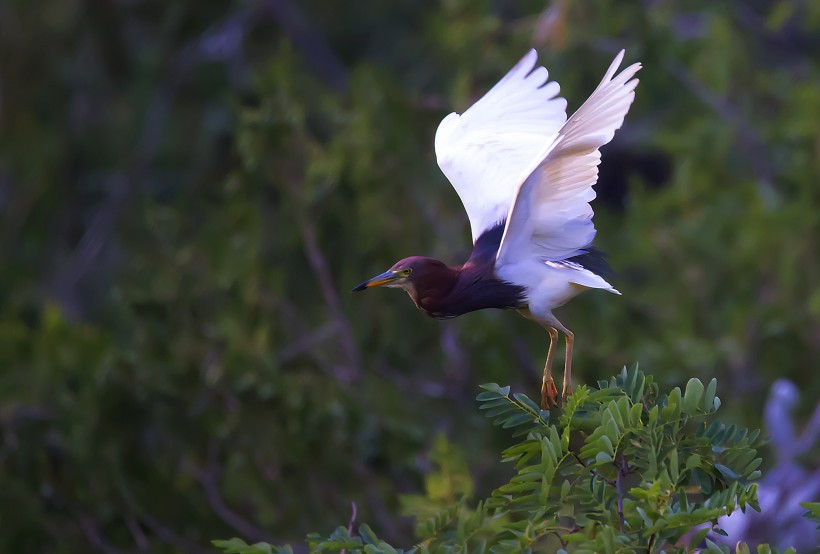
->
[352,270,398,291]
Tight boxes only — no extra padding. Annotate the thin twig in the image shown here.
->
[571,452,615,486]
[299,219,362,382]
[278,321,341,363]
[186,455,273,543]
[261,290,351,372]
[616,458,626,532]
[341,502,358,554]
[116,471,220,554]
[347,501,358,535]
[73,510,125,554]
[125,511,149,551]
[138,511,214,554]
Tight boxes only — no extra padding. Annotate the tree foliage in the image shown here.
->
[213,368,808,553]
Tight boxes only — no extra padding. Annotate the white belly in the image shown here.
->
[496,259,619,317]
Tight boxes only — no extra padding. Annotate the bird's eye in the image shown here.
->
[401,268,412,276]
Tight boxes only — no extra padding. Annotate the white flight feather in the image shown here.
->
[434,49,568,243]
[496,50,641,270]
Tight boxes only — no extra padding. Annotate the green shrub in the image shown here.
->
[213,367,807,553]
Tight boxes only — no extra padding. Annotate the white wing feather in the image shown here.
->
[435,50,568,243]
[496,51,641,266]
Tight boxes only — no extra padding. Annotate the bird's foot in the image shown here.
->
[562,386,573,403]
[541,376,559,410]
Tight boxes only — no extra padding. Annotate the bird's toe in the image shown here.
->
[541,376,559,410]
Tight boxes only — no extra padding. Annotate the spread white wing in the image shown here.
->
[496,51,641,267]
[435,50,568,243]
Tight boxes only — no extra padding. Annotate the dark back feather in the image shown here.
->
[567,246,615,280]
[466,221,506,266]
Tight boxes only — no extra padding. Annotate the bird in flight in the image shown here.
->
[354,50,641,409]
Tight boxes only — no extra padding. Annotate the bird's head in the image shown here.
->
[352,256,448,295]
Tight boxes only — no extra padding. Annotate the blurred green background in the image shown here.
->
[1,0,818,551]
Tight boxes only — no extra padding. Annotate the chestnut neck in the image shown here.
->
[399,222,524,318]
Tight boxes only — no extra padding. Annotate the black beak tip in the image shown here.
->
[352,282,367,292]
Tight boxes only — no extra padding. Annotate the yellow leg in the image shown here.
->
[541,327,559,410]
[562,329,575,400]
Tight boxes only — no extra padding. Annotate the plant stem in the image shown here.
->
[616,457,625,532]
[571,452,615,486]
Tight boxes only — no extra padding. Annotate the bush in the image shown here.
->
[213,367,809,553]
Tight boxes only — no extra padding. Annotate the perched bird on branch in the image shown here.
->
[354,50,641,409]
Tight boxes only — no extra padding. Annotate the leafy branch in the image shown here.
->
[213,367,808,553]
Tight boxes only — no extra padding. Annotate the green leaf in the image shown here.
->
[502,412,533,429]
[690,527,710,549]
[629,402,644,427]
[668,448,679,481]
[213,539,250,549]
[636,506,654,528]
[704,378,718,412]
[478,398,512,410]
[669,387,682,407]
[735,542,751,554]
[704,538,728,553]
[212,539,277,554]
[599,435,615,456]
[800,501,820,527]
[358,524,379,545]
[683,378,705,414]
[476,391,504,402]
[649,405,659,425]
[715,463,740,481]
[595,451,613,464]
[513,392,541,414]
